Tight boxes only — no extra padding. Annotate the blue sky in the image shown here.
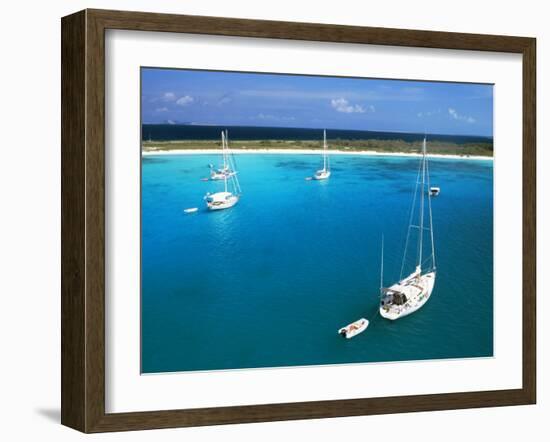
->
[141,68,493,136]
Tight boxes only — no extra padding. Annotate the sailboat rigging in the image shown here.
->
[312,130,331,180]
[204,130,242,211]
[379,137,436,320]
[210,130,237,180]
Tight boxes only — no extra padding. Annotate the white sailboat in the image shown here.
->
[379,137,436,320]
[312,130,331,180]
[205,131,242,211]
[210,131,237,180]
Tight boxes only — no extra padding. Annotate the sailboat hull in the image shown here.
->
[210,173,226,180]
[206,195,239,211]
[210,170,236,180]
[205,191,240,211]
[313,170,331,180]
[380,271,436,320]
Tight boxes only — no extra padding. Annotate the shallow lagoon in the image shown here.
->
[141,154,493,373]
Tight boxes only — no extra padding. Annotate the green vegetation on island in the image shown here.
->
[142,138,493,157]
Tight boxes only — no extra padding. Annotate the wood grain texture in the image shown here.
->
[89,8,532,53]
[61,10,86,432]
[522,38,536,404]
[84,10,107,432]
[61,8,537,433]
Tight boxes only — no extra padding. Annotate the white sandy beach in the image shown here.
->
[142,148,493,161]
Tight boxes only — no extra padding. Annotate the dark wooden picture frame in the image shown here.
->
[61,9,536,433]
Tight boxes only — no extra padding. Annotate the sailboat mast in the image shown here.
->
[323,129,327,171]
[426,145,436,271]
[418,137,426,271]
[221,131,228,169]
[380,235,385,293]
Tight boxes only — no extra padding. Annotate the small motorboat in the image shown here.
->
[338,318,369,339]
[429,186,440,196]
[184,207,198,214]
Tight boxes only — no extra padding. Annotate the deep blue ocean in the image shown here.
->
[141,153,493,373]
[142,124,492,144]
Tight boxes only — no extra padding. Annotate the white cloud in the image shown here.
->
[162,92,176,102]
[331,98,369,114]
[448,108,475,123]
[155,107,168,112]
[166,120,176,125]
[417,109,440,118]
[176,95,194,106]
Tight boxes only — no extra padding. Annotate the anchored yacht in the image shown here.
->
[379,137,436,320]
[312,130,331,180]
[205,131,242,211]
[210,131,237,180]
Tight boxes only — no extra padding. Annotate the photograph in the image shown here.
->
[140,67,494,374]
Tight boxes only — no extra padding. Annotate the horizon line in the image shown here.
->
[141,122,493,139]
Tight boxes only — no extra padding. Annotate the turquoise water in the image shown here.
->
[141,154,493,373]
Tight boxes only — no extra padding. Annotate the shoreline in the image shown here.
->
[142,148,493,161]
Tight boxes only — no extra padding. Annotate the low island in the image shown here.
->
[142,138,493,159]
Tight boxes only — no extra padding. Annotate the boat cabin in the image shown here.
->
[380,288,408,306]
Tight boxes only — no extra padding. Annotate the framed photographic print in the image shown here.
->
[61,9,536,433]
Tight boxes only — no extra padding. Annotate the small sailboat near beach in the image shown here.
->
[209,131,237,180]
[312,130,331,180]
[379,137,436,320]
[204,131,242,211]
